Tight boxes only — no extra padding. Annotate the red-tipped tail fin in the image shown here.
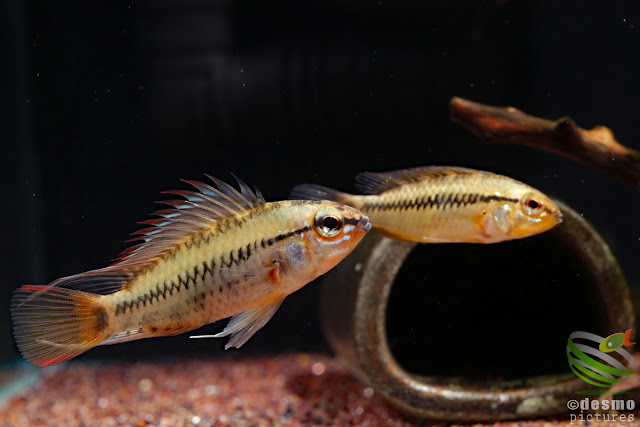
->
[11,286,111,367]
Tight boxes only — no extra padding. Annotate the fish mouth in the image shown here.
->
[357,216,372,233]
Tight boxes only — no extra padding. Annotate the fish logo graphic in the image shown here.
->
[567,330,637,394]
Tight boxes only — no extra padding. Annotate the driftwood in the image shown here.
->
[449,97,640,190]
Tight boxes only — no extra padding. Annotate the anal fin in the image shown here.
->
[190,298,285,349]
[101,325,199,346]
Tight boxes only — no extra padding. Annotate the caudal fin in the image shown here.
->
[290,184,351,204]
[11,286,111,367]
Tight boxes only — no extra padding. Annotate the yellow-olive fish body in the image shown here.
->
[11,175,370,367]
[291,166,562,244]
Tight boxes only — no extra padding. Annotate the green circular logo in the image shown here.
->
[567,331,636,389]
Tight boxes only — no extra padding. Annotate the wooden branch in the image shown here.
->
[449,97,640,190]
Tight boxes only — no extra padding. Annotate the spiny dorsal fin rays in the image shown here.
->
[162,191,242,217]
[161,195,239,217]
[152,207,225,225]
[138,216,214,230]
[230,173,259,206]
[355,166,482,195]
[193,176,247,211]
[180,180,234,208]
[205,174,256,210]
[112,175,265,268]
[254,187,266,204]
[180,181,248,214]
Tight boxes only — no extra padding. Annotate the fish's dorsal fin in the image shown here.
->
[190,298,285,349]
[112,175,265,270]
[355,166,481,195]
[47,269,133,295]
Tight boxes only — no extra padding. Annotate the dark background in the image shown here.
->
[2,0,639,369]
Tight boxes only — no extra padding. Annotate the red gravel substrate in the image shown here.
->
[0,354,419,427]
[1,353,639,427]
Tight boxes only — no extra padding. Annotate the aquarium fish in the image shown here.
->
[11,175,370,367]
[290,166,561,243]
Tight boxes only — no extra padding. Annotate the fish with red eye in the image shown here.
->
[291,166,562,244]
[523,196,543,214]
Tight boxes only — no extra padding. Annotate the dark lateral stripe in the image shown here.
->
[261,225,312,248]
[115,225,313,316]
[363,193,519,212]
[344,216,360,226]
[275,225,312,241]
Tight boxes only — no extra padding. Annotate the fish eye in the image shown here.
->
[323,216,339,230]
[314,207,344,237]
[522,193,544,215]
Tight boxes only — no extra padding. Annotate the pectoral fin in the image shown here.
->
[215,265,279,303]
[190,298,285,349]
[471,213,486,230]
[493,204,513,234]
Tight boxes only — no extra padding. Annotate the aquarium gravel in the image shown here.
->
[1,352,638,426]
[0,354,417,426]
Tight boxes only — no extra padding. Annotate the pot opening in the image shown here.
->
[386,232,608,388]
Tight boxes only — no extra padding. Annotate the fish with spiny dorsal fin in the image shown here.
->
[11,175,370,367]
[290,166,562,244]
